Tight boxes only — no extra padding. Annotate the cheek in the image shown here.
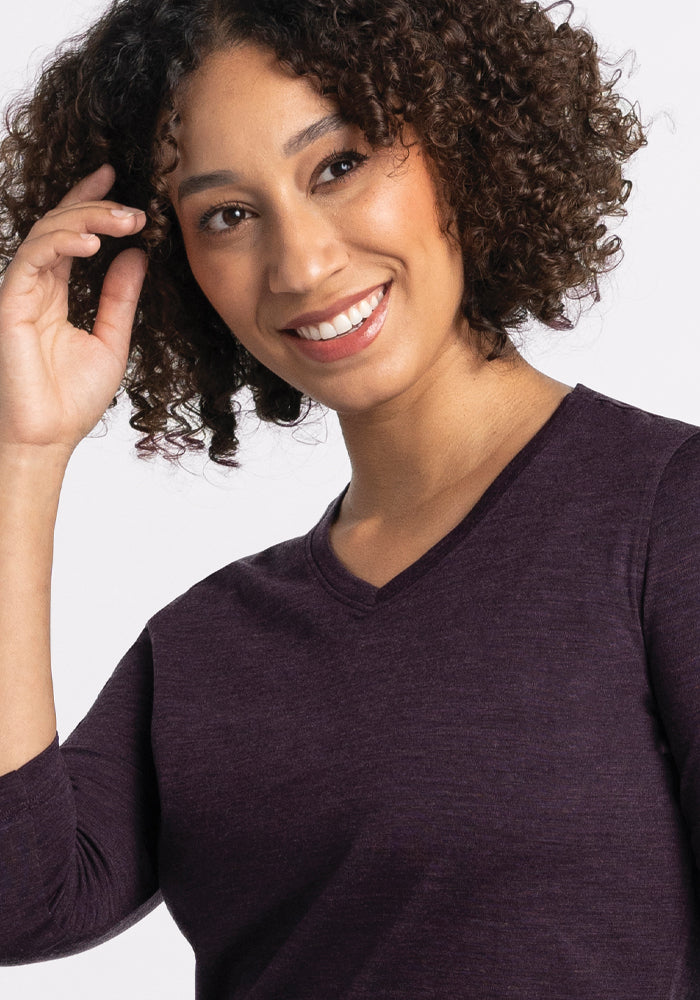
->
[356,178,417,248]
[180,235,214,296]
[364,159,452,262]
[185,243,260,327]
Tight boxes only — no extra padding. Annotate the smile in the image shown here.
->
[293,286,387,341]
[284,282,392,364]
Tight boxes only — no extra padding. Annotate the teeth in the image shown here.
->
[298,324,321,340]
[295,286,385,341]
[332,313,354,334]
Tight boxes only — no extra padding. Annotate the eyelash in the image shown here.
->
[197,148,369,235]
[315,147,369,185]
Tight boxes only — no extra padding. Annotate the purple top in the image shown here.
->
[1,383,700,999]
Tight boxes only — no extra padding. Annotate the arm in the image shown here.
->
[0,164,146,776]
[0,166,155,959]
[0,629,161,963]
[643,431,700,860]
[0,445,65,772]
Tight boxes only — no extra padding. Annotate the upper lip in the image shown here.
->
[280,282,389,331]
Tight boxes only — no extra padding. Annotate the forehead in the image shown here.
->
[174,44,335,170]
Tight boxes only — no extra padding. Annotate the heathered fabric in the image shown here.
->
[1,383,700,999]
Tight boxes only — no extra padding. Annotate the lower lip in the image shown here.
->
[283,284,391,363]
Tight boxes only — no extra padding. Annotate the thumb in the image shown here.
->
[92,248,148,369]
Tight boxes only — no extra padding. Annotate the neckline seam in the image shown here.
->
[307,383,585,608]
[303,537,378,612]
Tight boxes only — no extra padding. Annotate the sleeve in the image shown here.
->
[0,627,161,964]
[643,431,700,863]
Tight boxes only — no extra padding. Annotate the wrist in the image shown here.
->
[0,443,71,507]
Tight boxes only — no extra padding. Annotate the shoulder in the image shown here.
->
[569,384,700,456]
[143,494,338,641]
[499,384,700,581]
[548,384,700,493]
[540,385,700,579]
[148,536,302,627]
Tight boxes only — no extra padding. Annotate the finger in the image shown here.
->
[32,203,146,241]
[17,207,146,289]
[13,231,101,274]
[92,248,148,366]
[0,231,102,302]
[55,164,116,210]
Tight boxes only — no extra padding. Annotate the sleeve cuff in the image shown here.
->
[0,735,65,822]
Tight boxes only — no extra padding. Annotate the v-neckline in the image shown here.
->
[306,383,586,610]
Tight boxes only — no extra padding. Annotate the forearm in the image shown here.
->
[0,444,71,775]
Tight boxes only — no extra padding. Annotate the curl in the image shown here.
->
[0,0,647,463]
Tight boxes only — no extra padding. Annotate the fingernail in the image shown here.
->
[111,207,144,218]
[80,232,98,241]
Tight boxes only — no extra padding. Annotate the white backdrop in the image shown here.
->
[1,1,698,997]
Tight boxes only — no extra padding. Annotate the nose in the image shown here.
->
[266,203,349,295]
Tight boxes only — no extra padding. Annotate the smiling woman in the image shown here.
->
[1,1,700,999]
[169,45,470,412]
[0,0,643,460]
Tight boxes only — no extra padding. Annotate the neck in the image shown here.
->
[335,343,566,527]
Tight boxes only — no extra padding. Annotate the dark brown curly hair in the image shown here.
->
[0,0,646,466]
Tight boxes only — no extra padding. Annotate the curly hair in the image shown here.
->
[0,0,646,466]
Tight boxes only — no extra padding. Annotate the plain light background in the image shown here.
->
[1,0,699,996]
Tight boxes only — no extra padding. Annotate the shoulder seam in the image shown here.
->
[637,428,700,630]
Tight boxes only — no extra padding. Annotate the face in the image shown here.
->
[169,43,471,417]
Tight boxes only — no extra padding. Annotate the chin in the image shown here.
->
[314,380,413,418]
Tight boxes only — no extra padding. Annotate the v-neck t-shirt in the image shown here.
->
[2,383,700,999]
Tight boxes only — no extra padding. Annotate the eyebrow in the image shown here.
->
[177,112,349,202]
[282,112,347,157]
[177,170,240,201]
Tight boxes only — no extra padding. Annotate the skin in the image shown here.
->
[0,165,147,773]
[170,44,571,586]
[0,38,572,775]
[0,168,146,451]
[173,45,471,417]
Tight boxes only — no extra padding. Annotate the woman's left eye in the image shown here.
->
[316,150,368,186]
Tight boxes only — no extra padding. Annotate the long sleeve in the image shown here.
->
[0,628,161,963]
[643,432,700,867]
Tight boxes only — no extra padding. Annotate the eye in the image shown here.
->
[315,149,368,187]
[198,203,253,234]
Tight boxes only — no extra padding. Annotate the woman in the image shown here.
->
[1,0,697,997]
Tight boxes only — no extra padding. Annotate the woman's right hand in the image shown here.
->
[0,163,149,456]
